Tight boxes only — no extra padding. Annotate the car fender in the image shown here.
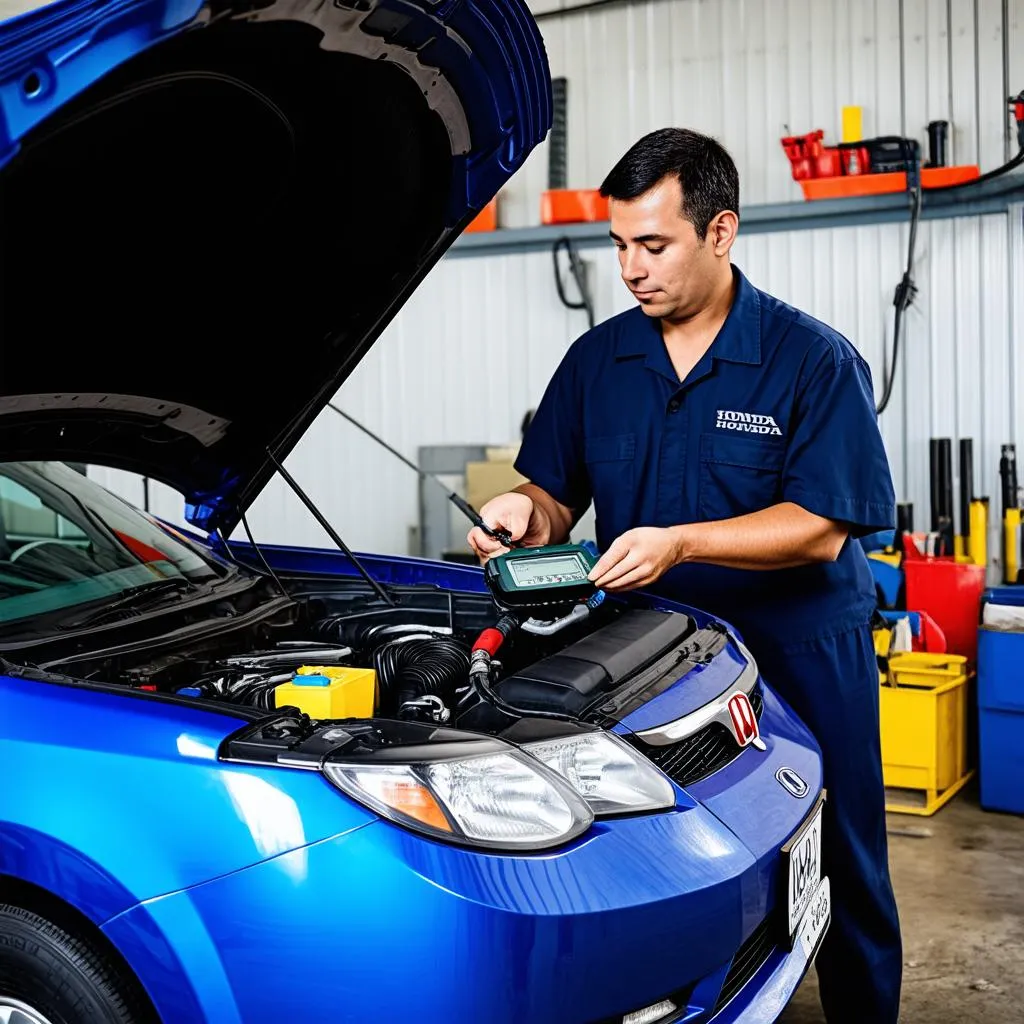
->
[0,673,375,921]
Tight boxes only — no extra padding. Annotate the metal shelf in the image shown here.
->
[447,172,1024,259]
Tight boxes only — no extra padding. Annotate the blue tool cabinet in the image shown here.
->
[978,587,1024,814]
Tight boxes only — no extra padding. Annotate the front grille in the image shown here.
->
[637,686,764,788]
[712,916,776,1015]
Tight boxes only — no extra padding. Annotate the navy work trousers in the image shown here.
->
[746,621,903,1024]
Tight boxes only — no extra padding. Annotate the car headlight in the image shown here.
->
[523,731,676,815]
[323,750,594,851]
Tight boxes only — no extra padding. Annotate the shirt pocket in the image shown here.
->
[585,433,636,527]
[698,432,785,521]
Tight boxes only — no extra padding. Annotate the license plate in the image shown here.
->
[797,876,831,958]
[784,799,823,937]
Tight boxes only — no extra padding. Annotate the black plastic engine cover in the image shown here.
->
[496,608,694,717]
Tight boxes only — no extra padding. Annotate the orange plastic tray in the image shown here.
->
[800,164,980,200]
[464,198,497,233]
[541,189,609,224]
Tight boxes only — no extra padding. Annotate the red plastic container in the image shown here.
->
[464,198,497,233]
[913,611,947,653]
[903,559,986,664]
[540,189,609,225]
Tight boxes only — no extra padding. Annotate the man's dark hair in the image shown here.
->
[599,128,740,238]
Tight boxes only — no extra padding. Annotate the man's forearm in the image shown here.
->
[673,502,848,570]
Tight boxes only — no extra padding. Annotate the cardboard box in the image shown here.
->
[465,459,526,513]
[485,445,521,462]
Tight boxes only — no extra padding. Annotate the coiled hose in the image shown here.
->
[373,636,471,717]
[314,614,451,648]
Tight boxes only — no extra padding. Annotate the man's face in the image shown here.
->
[608,175,717,322]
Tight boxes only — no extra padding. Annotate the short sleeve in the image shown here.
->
[782,350,896,536]
[514,344,592,512]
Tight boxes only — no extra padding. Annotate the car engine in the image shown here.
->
[68,580,708,737]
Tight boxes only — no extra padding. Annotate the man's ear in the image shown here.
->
[707,210,739,257]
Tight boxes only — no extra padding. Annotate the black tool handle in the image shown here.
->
[1001,444,1019,511]
[896,502,914,535]
[930,438,954,531]
[960,438,973,539]
[927,120,948,167]
[929,438,955,555]
[451,494,517,548]
[929,439,941,532]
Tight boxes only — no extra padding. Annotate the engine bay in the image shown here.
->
[56,581,709,738]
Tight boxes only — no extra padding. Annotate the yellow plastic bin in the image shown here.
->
[880,653,972,816]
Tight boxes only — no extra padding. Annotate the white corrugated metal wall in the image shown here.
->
[90,0,1024,579]
[507,0,1024,224]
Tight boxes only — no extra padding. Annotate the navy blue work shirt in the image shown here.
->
[514,266,896,645]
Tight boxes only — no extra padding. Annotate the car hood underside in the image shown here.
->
[0,0,550,533]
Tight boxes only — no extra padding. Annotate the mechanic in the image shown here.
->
[468,128,903,1024]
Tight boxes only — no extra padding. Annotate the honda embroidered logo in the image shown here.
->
[726,691,766,751]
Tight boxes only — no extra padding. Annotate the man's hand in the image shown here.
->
[588,504,848,589]
[587,526,684,592]
[467,491,553,563]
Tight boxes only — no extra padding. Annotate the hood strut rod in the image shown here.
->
[265,448,395,606]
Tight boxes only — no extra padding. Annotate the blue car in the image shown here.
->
[0,0,829,1022]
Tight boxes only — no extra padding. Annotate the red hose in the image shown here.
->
[472,628,506,657]
[471,614,519,657]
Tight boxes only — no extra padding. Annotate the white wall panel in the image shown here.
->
[1010,204,1024,448]
[499,0,1022,226]
[1013,1,1024,115]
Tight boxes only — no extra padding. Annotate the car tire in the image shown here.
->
[0,904,148,1024]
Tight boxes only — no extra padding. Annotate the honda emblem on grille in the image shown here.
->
[775,766,809,798]
[725,691,766,751]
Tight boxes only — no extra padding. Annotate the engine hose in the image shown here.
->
[472,614,520,657]
[373,636,470,714]
[314,614,450,649]
[467,615,577,723]
[467,651,577,724]
[225,671,293,709]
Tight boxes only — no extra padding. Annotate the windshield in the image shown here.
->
[0,461,223,627]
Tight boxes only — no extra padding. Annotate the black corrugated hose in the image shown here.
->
[373,637,470,715]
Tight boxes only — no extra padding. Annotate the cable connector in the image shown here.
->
[398,694,451,724]
[901,138,922,193]
[893,271,918,312]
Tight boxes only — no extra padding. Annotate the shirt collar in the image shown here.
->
[614,265,763,368]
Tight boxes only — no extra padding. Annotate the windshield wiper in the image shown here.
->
[63,577,197,628]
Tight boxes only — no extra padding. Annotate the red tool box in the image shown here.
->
[779,129,979,200]
[779,131,844,181]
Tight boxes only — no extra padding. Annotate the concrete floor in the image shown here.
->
[779,782,1024,1024]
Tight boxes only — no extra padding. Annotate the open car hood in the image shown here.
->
[0,0,550,533]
